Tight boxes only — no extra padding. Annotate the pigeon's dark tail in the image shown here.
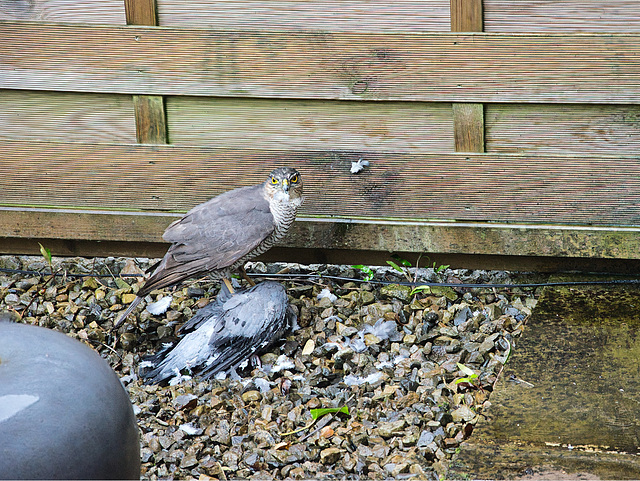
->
[138,342,177,385]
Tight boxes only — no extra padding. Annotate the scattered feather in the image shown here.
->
[350,158,370,174]
[364,319,403,342]
[146,296,172,315]
[254,377,272,393]
[271,354,295,373]
[168,372,192,386]
[345,332,367,353]
[343,371,384,386]
[119,373,138,385]
[179,423,203,436]
[317,288,337,303]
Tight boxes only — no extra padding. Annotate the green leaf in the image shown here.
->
[38,242,52,266]
[433,263,450,273]
[454,374,478,385]
[310,406,349,419]
[391,254,412,267]
[456,362,475,376]
[410,285,432,296]
[352,265,374,281]
[386,260,405,273]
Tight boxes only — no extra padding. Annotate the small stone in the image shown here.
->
[417,430,435,447]
[360,290,376,304]
[451,405,476,423]
[320,426,334,438]
[120,332,137,350]
[121,293,137,305]
[380,284,412,302]
[242,390,262,403]
[173,394,198,411]
[82,277,100,290]
[210,395,224,410]
[222,450,239,470]
[317,296,333,308]
[320,447,342,464]
[301,339,315,355]
[364,333,382,345]
[180,453,198,468]
[289,467,306,479]
[377,419,406,438]
[403,333,417,345]
[4,293,20,305]
[430,286,458,301]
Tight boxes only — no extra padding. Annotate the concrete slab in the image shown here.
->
[450,281,640,479]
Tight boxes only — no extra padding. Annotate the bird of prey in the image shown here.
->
[115,167,303,326]
[139,281,296,384]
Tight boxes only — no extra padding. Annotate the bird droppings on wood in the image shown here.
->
[0,254,541,480]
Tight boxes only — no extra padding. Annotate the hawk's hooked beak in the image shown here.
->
[282,179,290,193]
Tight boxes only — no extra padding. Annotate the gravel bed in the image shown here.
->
[0,255,542,480]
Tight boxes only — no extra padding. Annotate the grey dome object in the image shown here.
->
[0,321,140,480]
[140,281,295,385]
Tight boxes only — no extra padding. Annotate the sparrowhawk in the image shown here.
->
[115,167,303,326]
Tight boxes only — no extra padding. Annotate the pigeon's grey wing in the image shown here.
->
[141,185,275,293]
[197,282,291,378]
[178,299,221,334]
[178,283,234,334]
[141,312,227,384]
[141,282,292,384]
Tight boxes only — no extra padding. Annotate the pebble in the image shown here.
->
[0,255,541,480]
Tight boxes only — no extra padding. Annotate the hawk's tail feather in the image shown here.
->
[114,296,143,327]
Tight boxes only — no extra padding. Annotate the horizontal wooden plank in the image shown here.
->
[166,97,454,152]
[485,0,640,33]
[0,90,136,143]
[0,0,126,24]
[1,140,639,227]
[156,0,450,32]
[486,104,640,155]
[1,207,639,260]
[2,22,640,103]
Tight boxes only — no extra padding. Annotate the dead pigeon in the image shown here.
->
[139,281,295,385]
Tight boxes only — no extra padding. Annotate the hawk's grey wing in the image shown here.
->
[141,185,274,293]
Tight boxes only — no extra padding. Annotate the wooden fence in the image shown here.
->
[1,1,639,270]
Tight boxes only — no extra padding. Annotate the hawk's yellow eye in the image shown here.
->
[290,174,298,183]
[271,177,278,184]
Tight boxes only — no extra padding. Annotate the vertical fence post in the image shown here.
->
[124,0,168,144]
[450,0,485,153]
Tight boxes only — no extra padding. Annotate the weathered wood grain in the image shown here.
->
[124,0,157,26]
[1,140,639,227]
[133,95,167,144]
[485,104,640,155]
[2,207,639,261]
[485,0,640,33]
[2,22,640,104]
[452,103,484,152]
[156,0,450,32]
[166,97,454,152]
[125,0,167,145]
[0,90,136,143]
[450,0,483,32]
[450,0,484,152]
[0,0,125,24]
